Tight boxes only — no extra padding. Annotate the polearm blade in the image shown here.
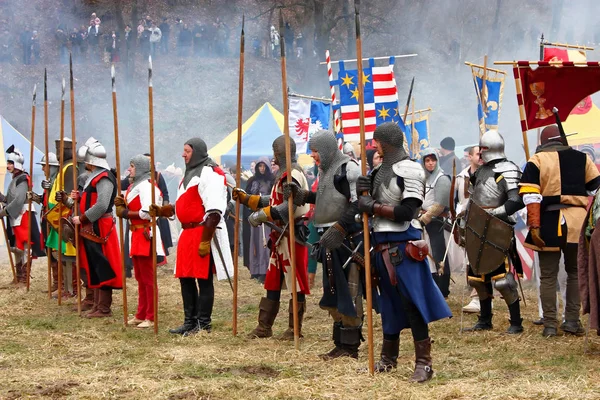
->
[69,53,82,315]
[57,77,66,306]
[402,77,414,124]
[25,84,37,292]
[279,10,300,350]
[232,14,245,336]
[112,64,128,328]
[148,56,159,336]
[43,68,52,298]
[354,0,375,375]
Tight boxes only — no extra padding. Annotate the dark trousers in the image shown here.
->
[427,219,450,297]
[179,267,214,327]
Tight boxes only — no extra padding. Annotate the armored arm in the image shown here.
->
[81,177,113,224]
[490,162,524,219]
[419,175,450,225]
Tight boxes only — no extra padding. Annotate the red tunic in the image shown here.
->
[175,166,227,279]
[263,171,310,294]
[79,171,122,289]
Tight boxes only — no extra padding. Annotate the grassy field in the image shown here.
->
[1,255,600,400]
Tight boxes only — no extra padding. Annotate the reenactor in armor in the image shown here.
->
[283,130,365,359]
[463,130,525,334]
[520,125,600,337]
[356,122,451,382]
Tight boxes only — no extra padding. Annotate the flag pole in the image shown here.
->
[25,84,36,292]
[279,10,300,350]
[354,0,375,375]
[69,53,82,315]
[112,64,128,328]
[43,69,53,299]
[511,64,531,160]
[148,56,159,336]
[402,77,415,124]
[319,53,417,65]
[325,50,341,133]
[232,15,245,336]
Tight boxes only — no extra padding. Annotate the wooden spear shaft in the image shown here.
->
[26,84,36,292]
[69,53,82,315]
[279,11,300,350]
[43,69,52,299]
[148,56,159,336]
[232,15,245,336]
[112,64,128,328]
[354,0,375,375]
[57,78,65,306]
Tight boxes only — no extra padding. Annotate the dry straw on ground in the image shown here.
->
[1,255,600,399]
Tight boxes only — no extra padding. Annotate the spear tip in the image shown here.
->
[148,55,153,70]
[242,14,245,33]
[111,64,115,78]
[355,0,361,15]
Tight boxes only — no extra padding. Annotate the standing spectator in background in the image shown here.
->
[159,17,170,55]
[87,20,101,62]
[244,158,274,283]
[295,32,304,59]
[79,25,89,63]
[107,31,120,62]
[20,27,31,65]
[69,28,81,63]
[437,137,461,175]
[148,22,161,59]
[269,26,279,59]
[192,22,202,57]
[137,19,145,39]
[123,25,133,62]
[55,25,68,64]
[177,24,192,57]
[284,22,293,58]
[30,31,40,64]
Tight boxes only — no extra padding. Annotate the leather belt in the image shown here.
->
[100,213,113,219]
[182,221,202,230]
[130,223,150,231]
[545,204,574,211]
[374,242,404,286]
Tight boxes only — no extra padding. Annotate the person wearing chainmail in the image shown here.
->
[0,145,45,286]
[520,125,600,337]
[150,138,233,336]
[463,130,525,334]
[418,148,451,298]
[233,136,311,339]
[57,137,122,318]
[356,122,451,381]
[115,154,164,329]
[283,130,364,359]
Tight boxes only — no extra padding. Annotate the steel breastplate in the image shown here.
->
[372,174,410,232]
[471,166,507,208]
[422,170,443,210]
[314,160,349,228]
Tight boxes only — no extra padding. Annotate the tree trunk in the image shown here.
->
[113,0,125,32]
[343,0,353,59]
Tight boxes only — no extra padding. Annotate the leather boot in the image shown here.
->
[19,261,31,285]
[463,297,493,332]
[82,287,95,311]
[319,322,343,360]
[409,338,433,383]
[507,300,523,334]
[374,338,400,372]
[87,288,113,318]
[322,324,361,360]
[169,279,199,335]
[247,297,280,339]
[278,299,305,340]
[195,280,214,334]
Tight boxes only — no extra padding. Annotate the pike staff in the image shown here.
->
[69,53,82,314]
[354,0,375,375]
[279,11,300,350]
[232,15,245,336]
[57,77,65,306]
[112,64,128,327]
[43,69,53,298]
[148,56,159,336]
[25,84,37,292]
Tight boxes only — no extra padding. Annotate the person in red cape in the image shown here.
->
[57,137,122,318]
[115,154,164,329]
[233,136,310,340]
[151,137,233,336]
[0,145,45,287]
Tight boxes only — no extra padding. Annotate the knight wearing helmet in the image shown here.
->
[56,137,122,317]
[463,130,525,334]
[0,145,45,287]
[356,122,451,381]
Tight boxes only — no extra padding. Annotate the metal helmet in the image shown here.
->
[77,137,110,169]
[36,152,60,166]
[55,137,74,162]
[308,130,345,172]
[479,130,506,163]
[272,135,297,168]
[6,145,25,170]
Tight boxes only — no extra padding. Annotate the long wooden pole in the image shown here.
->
[411,98,417,156]
[43,69,52,299]
[464,61,506,74]
[402,77,415,124]
[512,66,531,160]
[279,11,300,350]
[148,56,159,336]
[354,0,374,375]
[112,64,128,328]
[319,53,417,65]
[69,54,82,315]
[25,84,36,292]
[232,16,245,336]
[57,78,65,306]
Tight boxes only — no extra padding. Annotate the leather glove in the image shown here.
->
[41,179,52,190]
[114,195,126,208]
[248,208,271,227]
[55,190,71,206]
[149,203,175,218]
[530,227,546,248]
[27,191,42,204]
[356,175,371,195]
[198,240,211,257]
[115,204,128,219]
[232,187,261,210]
[282,181,309,206]
[198,212,221,257]
[358,195,377,215]
[319,223,346,250]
